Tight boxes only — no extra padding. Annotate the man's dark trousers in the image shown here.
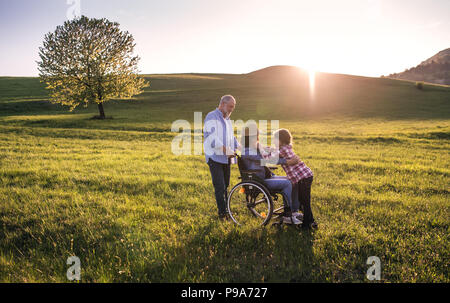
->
[207,158,231,216]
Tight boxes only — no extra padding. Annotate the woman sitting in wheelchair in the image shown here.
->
[240,123,302,225]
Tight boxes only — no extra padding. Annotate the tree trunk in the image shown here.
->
[97,102,106,119]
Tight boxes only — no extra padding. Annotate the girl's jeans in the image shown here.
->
[292,176,315,224]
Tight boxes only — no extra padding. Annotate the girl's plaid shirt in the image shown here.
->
[279,144,313,184]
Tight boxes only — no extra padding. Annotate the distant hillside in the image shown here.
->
[388,48,450,85]
[1,65,450,121]
[248,65,308,78]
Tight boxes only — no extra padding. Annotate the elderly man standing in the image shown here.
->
[203,95,240,220]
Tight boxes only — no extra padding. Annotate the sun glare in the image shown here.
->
[308,69,316,99]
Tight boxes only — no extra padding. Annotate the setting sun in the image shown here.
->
[308,69,316,98]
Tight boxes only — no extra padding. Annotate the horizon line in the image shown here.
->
[0,65,387,79]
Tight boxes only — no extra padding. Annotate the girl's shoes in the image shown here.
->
[292,212,304,220]
[302,221,318,229]
[282,216,302,225]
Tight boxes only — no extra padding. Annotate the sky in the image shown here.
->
[0,0,449,77]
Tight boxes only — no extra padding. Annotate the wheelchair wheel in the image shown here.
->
[227,182,273,226]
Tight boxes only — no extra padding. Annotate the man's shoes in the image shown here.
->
[283,216,302,225]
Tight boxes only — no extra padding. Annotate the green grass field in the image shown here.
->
[0,67,449,282]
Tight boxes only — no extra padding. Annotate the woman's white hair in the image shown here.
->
[219,95,236,106]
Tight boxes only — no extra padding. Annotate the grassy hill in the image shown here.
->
[1,67,449,122]
[0,67,449,282]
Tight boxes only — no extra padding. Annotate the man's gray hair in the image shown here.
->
[219,95,236,106]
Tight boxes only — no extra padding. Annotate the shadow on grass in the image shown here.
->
[0,124,174,141]
[0,199,130,282]
[143,220,318,282]
[0,100,67,116]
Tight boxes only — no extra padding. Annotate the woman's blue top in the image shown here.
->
[241,147,287,179]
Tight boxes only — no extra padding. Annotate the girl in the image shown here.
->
[272,128,318,229]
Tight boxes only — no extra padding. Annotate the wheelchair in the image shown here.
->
[226,155,296,227]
